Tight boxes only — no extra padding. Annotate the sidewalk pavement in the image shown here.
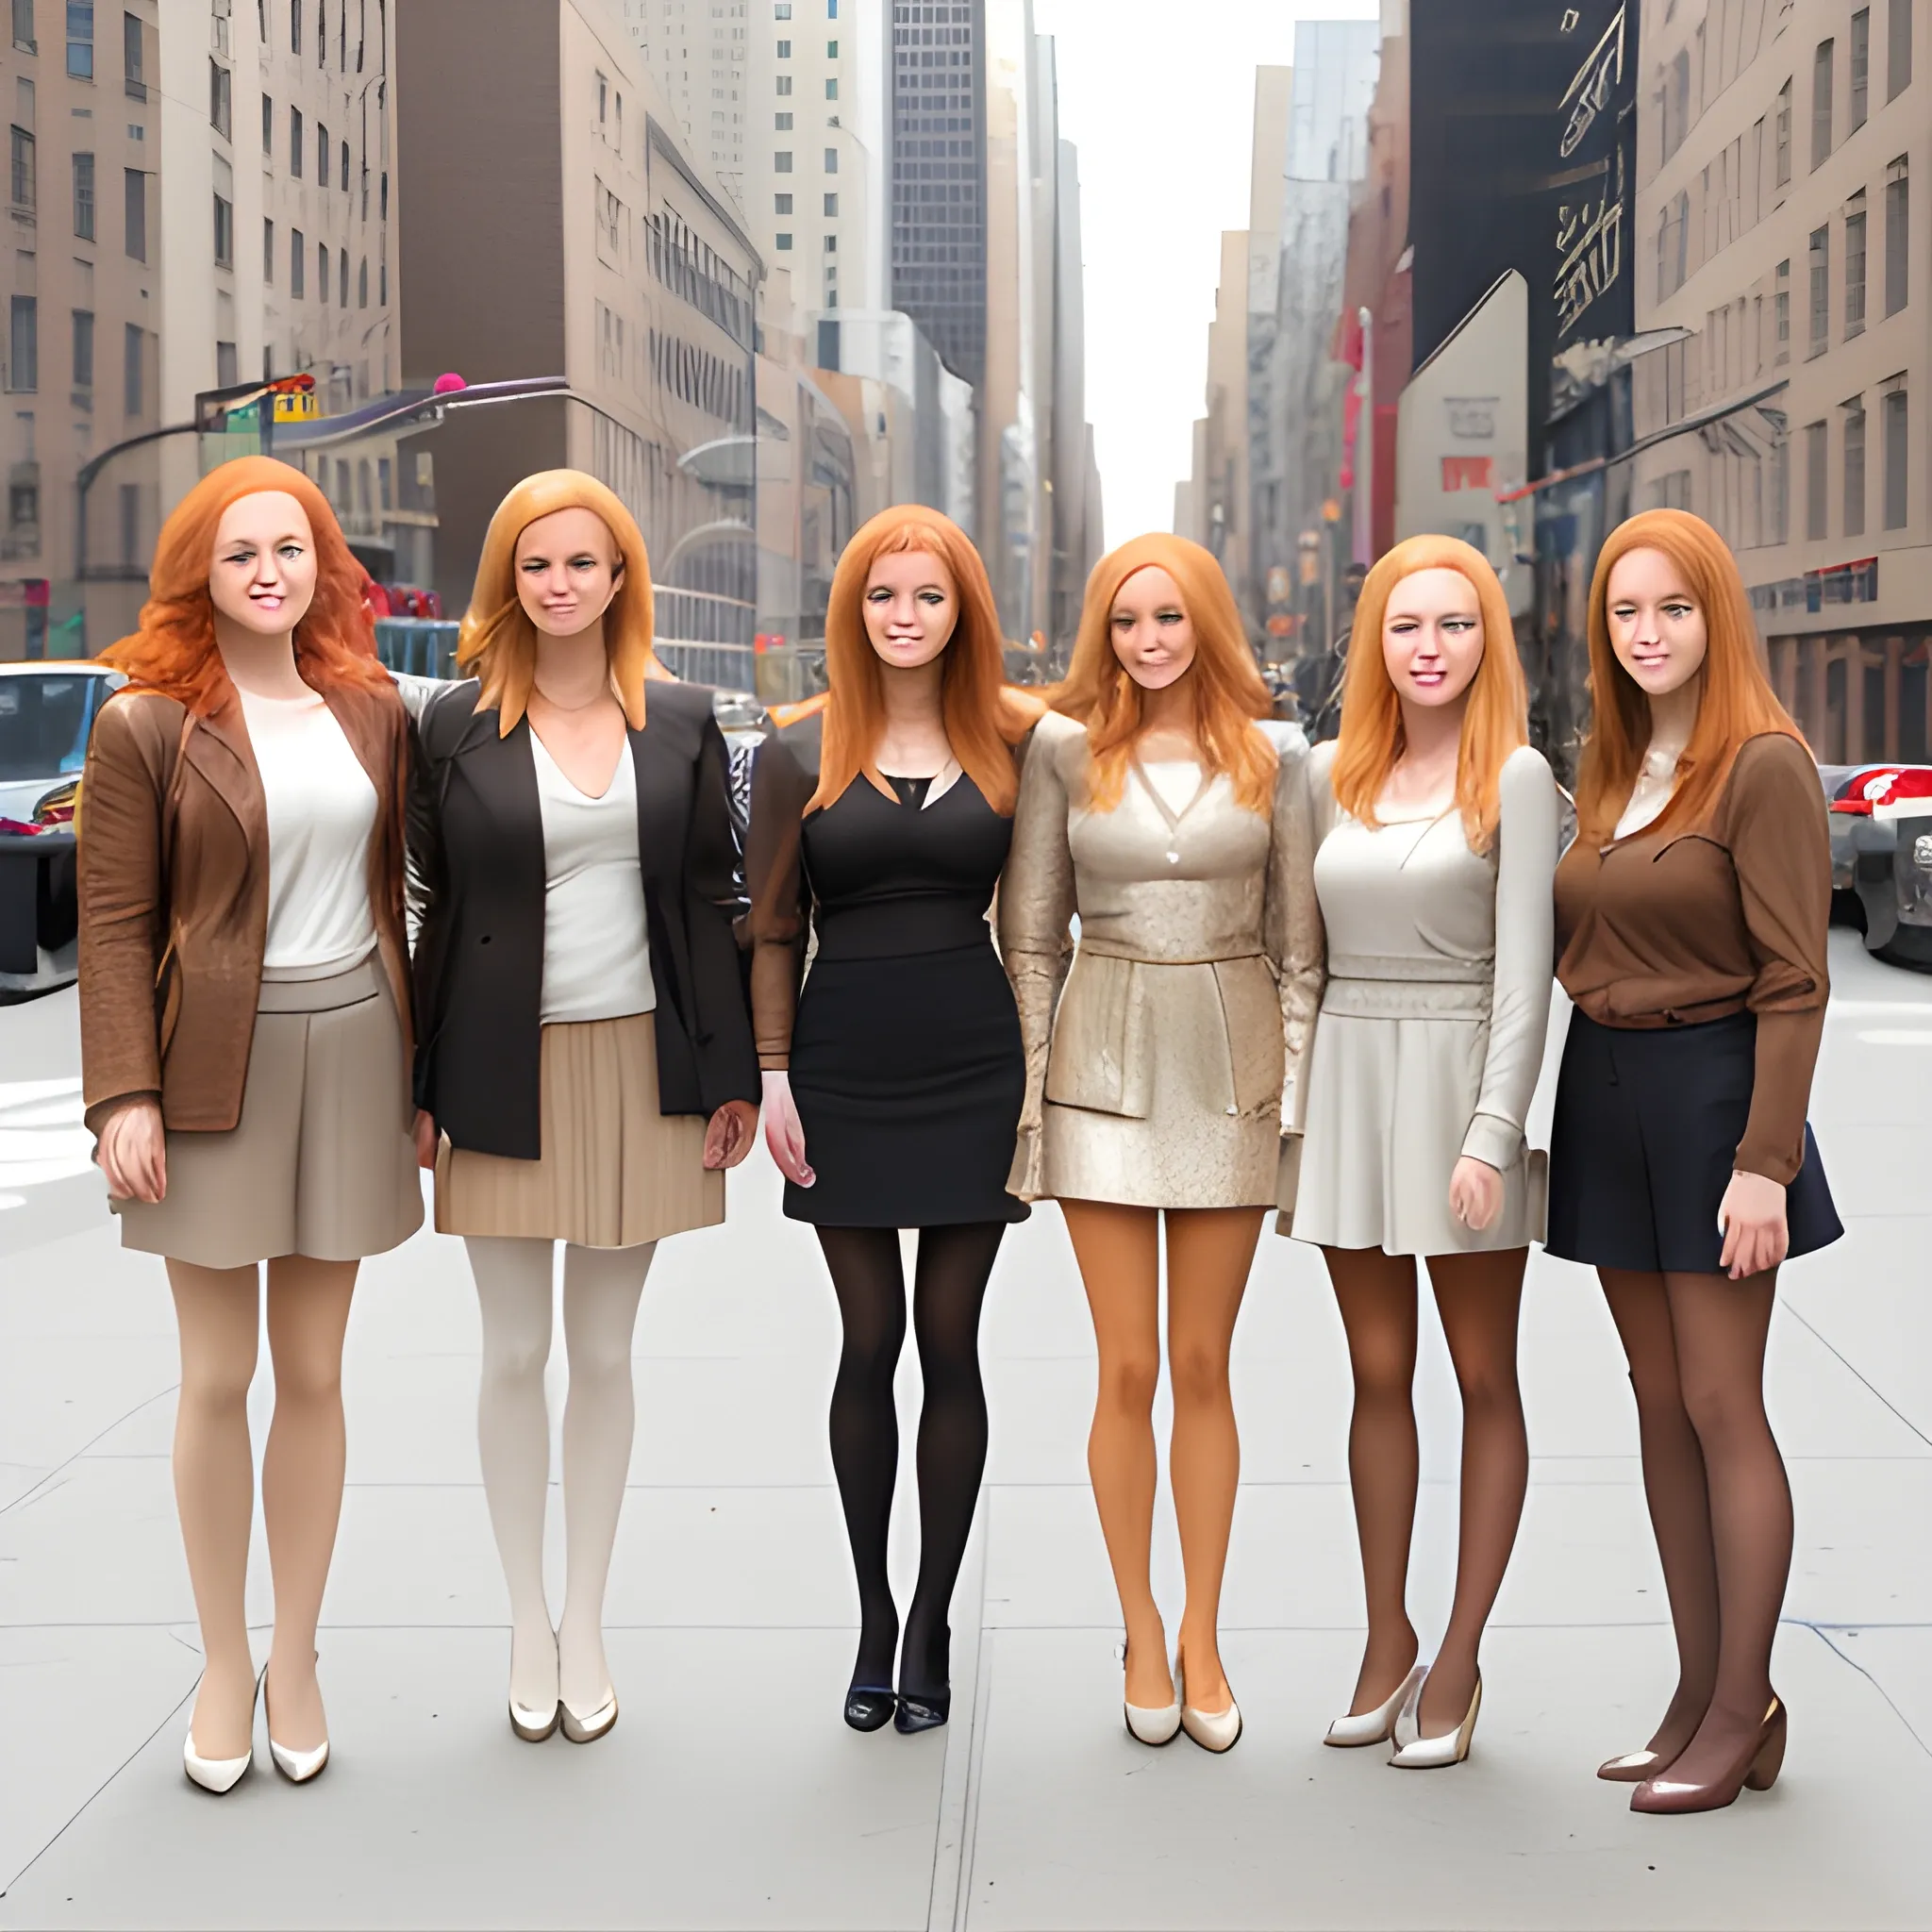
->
[2,931,1928,1929]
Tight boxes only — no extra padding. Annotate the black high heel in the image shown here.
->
[895,1618,951,1733]
[844,1684,897,1732]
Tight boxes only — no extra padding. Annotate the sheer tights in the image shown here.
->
[816,1223,1006,1701]
[1600,1265,1790,1784]
[1324,1246,1530,1737]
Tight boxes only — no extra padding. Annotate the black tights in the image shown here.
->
[817,1222,1006,1700]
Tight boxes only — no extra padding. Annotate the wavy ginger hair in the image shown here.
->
[1575,508,1806,841]
[810,504,1036,814]
[457,470,658,736]
[100,455,391,714]
[1331,535,1528,852]
[1053,534,1276,814]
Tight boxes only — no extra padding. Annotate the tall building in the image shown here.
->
[890,0,986,389]
[1628,0,1927,765]
[617,0,750,213]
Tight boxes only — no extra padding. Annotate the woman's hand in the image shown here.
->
[413,1109,440,1172]
[703,1098,759,1171]
[1718,1170,1789,1280]
[760,1069,814,1187]
[97,1099,166,1204]
[1449,1155,1502,1232]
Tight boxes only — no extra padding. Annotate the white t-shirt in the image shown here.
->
[237,687,379,981]
[530,728,658,1025]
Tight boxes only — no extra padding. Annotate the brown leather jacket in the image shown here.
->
[77,680,414,1136]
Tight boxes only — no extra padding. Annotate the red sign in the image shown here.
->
[1441,456,1495,491]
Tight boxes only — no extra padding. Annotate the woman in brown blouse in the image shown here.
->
[1548,508,1840,1816]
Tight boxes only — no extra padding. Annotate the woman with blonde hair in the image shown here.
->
[79,456,421,1790]
[408,469,759,1747]
[1549,508,1839,1813]
[746,503,1043,1735]
[1000,533,1321,1751]
[1283,534,1559,1769]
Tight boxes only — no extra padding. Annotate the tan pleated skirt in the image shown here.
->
[435,1012,723,1249]
[116,955,424,1270]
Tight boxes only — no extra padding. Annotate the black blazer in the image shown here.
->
[408,677,760,1160]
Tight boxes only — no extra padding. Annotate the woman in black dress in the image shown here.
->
[746,504,1044,1734]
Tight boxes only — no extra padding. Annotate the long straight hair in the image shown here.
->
[1574,508,1805,841]
[457,469,657,736]
[809,504,1031,814]
[1052,533,1276,814]
[1330,534,1528,852]
[100,455,390,714]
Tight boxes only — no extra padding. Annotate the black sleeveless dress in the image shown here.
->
[785,772,1028,1227]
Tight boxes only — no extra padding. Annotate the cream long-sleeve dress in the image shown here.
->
[1000,710,1323,1210]
[1283,739,1560,1257]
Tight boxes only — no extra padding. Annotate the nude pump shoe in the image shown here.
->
[265,1651,330,1784]
[183,1667,263,1795]
[1630,1697,1786,1815]
[1324,1661,1426,1748]
[508,1629,561,1742]
[1388,1666,1481,1770]
[1118,1641,1180,1747]
[1175,1656,1242,1754]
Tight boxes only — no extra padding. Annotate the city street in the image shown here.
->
[1,930,1928,1931]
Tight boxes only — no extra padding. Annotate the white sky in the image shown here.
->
[1033,0,1383,547]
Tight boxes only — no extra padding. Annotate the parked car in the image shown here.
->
[1820,761,1932,971]
[0,663,125,998]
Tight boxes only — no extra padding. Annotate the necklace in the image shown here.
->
[531,685,609,715]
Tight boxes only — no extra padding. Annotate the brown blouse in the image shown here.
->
[1554,731,1830,1186]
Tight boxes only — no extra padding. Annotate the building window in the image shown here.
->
[318,120,328,187]
[824,192,838,216]
[1845,205,1867,334]
[291,106,303,176]
[1843,403,1867,535]
[378,258,386,304]
[824,147,837,174]
[1889,0,1912,99]
[66,0,91,76]
[774,150,792,172]
[291,225,305,296]
[72,150,92,237]
[122,320,141,414]
[1804,420,1826,538]
[263,216,273,281]
[123,166,144,260]
[1774,78,1792,186]
[775,74,791,94]
[8,125,33,210]
[8,295,37,391]
[824,232,836,252]
[318,239,327,301]
[775,231,791,249]
[340,138,347,191]
[596,70,607,125]
[777,37,791,57]
[1882,388,1907,526]
[1811,40,1834,170]
[1885,165,1909,315]
[774,192,791,212]
[316,0,325,65]
[213,190,233,267]
[774,2,790,15]
[825,76,837,100]
[827,38,837,56]
[1775,258,1791,361]
[216,339,237,386]
[1807,225,1829,354]
[291,0,299,51]
[1851,8,1872,129]
[377,457,391,509]
[357,257,366,306]
[12,0,34,53]
[774,111,792,129]
[209,59,231,138]
[827,0,836,17]
[338,245,347,306]
[261,91,273,154]
[71,307,92,387]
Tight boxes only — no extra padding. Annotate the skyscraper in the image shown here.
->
[890,0,986,386]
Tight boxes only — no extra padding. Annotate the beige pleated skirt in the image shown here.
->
[435,1012,723,1249]
[116,954,424,1270]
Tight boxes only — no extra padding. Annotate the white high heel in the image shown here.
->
[265,1652,330,1784]
[1175,1657,1242,1754]
[559,1689,619,1744]
[1118,1641,1180,1746]
[1324,1660,1425,1748]
[508,1628,561,1742]
[1389,1665,1482,1769]
[183,1666,262,1794]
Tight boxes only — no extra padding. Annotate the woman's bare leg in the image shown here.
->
[1324,1246,1423,1715]
[1600,1266,1720,1765]
[260,1256,358,1752]
[1061,1199,1169,1709]
[1163,1206,1263,1714]
[166,1260,264,1759]
[1418,1248,1529,1734]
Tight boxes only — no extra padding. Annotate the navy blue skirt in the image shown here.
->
[1546,1009,1841,1274]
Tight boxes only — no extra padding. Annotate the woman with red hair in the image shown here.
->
[1283,535,1559,1771]
[1000,533,1322,1752]
[78,456,421,1791]
[1549,509,1840,1813]
[746,504,1043,1736]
